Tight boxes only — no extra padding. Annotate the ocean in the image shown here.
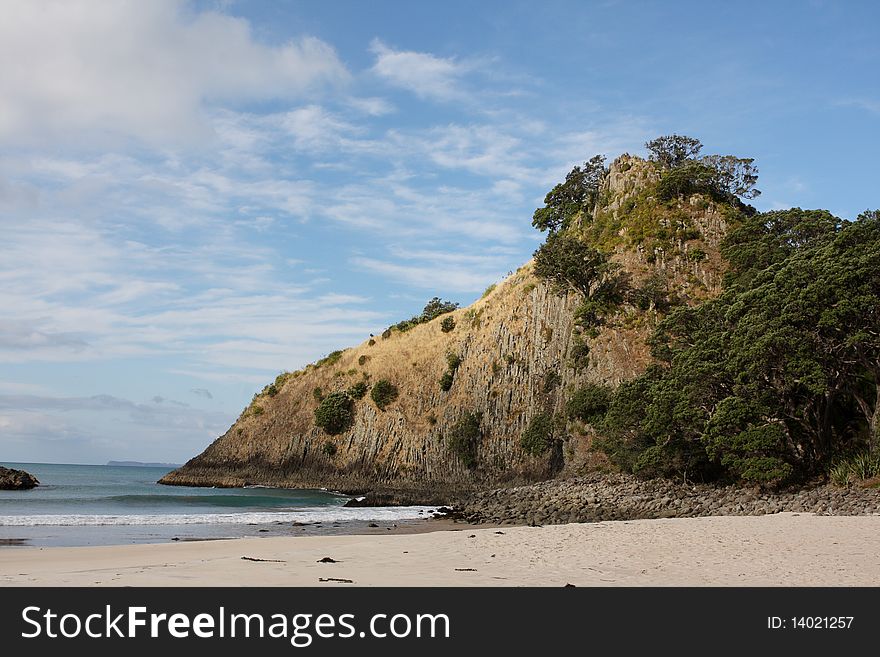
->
[0,462,435,547]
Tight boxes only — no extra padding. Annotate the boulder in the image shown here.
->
[0,466,39,490]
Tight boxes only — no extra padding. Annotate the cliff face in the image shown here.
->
[161,155,739,493]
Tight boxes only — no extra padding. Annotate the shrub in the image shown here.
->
[630,274,669,311]
[448,412,482,468]
[250,404,264,417]
[567,383,612,423]
[312,387,324,402]
[265,383,279,397]
[420,297,459,322]
[568,341,590,369]
[830,452,880,486]
[482,283,496,298]
[542,370,561,393]
[385,298,460,336]
[439,371,455,392]
[371,379,399,410]
[440,316,456,333]
[427,413,438,426]
[358,354,369,366]
[381,328,392,339]
[316,350,344,368]
[322,441,338,457]
[347,381,368,400]
[314,392,354,435]
[368,338,376,346]
[520,413,554,456]
[491,360,500,376]
[440,352,462,391]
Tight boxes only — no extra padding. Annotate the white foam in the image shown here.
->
[0,506,436,527]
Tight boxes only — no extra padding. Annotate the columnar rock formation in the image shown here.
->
[161,155,735,493]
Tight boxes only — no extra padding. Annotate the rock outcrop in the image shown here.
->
[161,155,736,495]
[0,466,39,490]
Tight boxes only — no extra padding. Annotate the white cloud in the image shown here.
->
[347,96,396,116]
[0,0,349,147]
[278,105,362,152]
[351,256,503,293]
[370,39,467,101]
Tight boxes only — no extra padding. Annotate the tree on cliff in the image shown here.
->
[645,134,703,168]
[596,208,880,484]
[532,155,606,233]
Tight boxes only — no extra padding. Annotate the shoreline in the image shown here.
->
[2,513,880,586]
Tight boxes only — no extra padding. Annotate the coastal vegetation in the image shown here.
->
[163,136,879,495]
[314,391,354,435]
[520,413,554,456]
[448,412,482,468]
[370,379,399,410]
[530,136,879,486]
[387,297,459,334]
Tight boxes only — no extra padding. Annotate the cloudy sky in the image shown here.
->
[1,0,878,464]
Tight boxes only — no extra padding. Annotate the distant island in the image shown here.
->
[107,461,181,468]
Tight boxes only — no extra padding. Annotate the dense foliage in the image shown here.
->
[347,381,368,400]
[389,297,459,333]
[533,232,625,328]
[439,352,462,391]
[645,134,703,168]
[595,209,880,484]
[645,135,760,203]
[440,316,456,333]
[532,155,606,233]
[370,379,399,410]
[314,392,354,435]
[520,413,554,456]
[566,383,612,424]
[448,412,482,468]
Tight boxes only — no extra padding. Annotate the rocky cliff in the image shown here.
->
[161,155,741,495]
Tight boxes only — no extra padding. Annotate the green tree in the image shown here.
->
[520,413,554,456]
[534,233,625,329]
[700,154,761,200]
[645,135,703,168]
[567,383,612,423]
[448,412,482,468]
[420,297,459,322]
[532,155,606,232]
[533,233,612,298]
[598,209,880,484]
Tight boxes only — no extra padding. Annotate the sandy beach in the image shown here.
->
[1,513,879,586]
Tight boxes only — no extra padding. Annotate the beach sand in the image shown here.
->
[1,513,878,586]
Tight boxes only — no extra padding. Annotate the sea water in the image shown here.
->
[0,462,435,547]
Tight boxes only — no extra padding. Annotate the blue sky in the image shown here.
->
[1,0,877,464]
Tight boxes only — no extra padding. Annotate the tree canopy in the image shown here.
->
[645,135,703,168]
[595,208,880,485]
[532,155,606,233]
